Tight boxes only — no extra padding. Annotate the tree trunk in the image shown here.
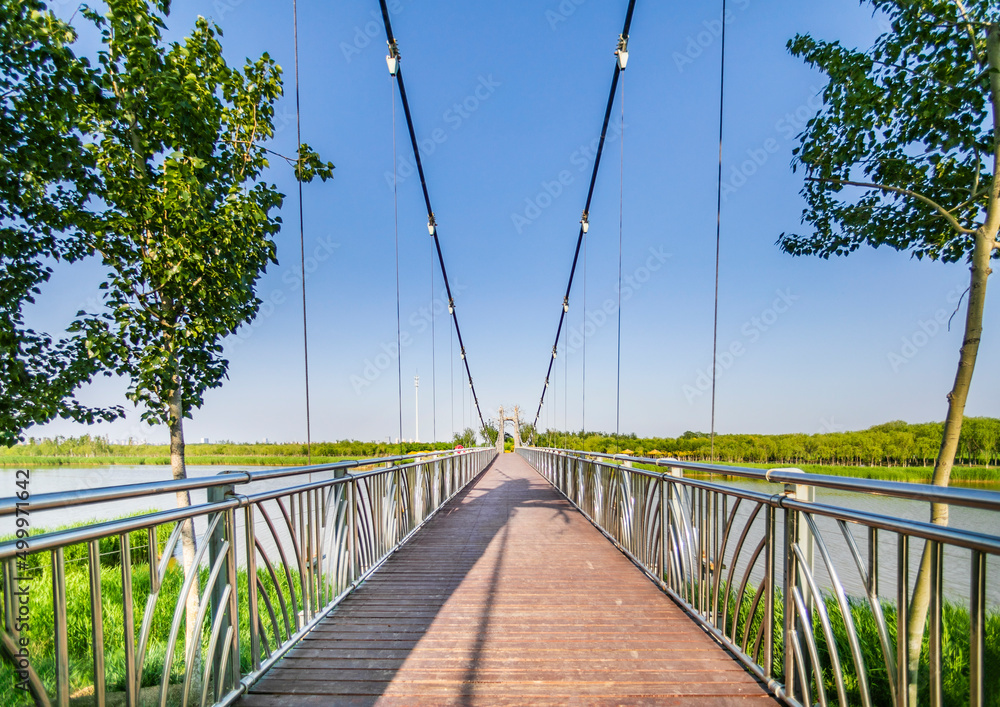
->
[905,25,1000,701]
[169,381,202,675]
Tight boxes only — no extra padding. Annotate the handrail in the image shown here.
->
[0,447,497,707]
[518,446,999,707]
[535,446,1000,510]
[0,448,467,517]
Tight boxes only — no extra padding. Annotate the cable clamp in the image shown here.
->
[427,213,437,236]
[562,296,569,313]
[581,210,589,233]
[386,40,400,76]
[616,34,629,70]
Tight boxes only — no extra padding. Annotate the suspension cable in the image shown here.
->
[391,74,403,454]
[378,1,487,435]
[710,0,728,461]
[531,0,637,437]
[430,239,436,444]
[615,72,624,454]
[450,312,454,440]
[292,0,311,464]
[582,229,587,436]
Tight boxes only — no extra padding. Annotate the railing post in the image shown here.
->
[207,475,237,695]
[782,478,815,703]
[52,547,69,707]
[970,550,986,707]
[897,535,910,707]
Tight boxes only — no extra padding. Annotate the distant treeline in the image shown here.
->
[534,418,1000,467]
[2,436,456,462]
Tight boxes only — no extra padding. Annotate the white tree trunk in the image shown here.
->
[168,382,202,676]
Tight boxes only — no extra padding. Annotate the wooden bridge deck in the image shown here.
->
[240,453,778,706]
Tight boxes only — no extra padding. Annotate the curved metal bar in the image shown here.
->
[720,499,757,634]
[733,536,767,651]
[256,501,300,630]
[177,541,231,707]
[254,576,280,656]
[792,542,847,707]
[135,521,185,675]
[789,584,828,707]
[192,582,232,707]
[0,629,49,707]
[741,579,767,658]
[212,626,235,707]
[253,537,293,642]
[726,501,766,624]
[837,518,898,704]
[274,497,306,616]
[158,513,223,707]
[802,514,872,707]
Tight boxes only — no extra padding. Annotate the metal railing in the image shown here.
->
[0,447,496,707]
[518,447,1000,707]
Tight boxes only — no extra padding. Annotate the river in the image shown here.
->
[1,465,997,607]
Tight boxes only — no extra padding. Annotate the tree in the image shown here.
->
[481,421,499,446]
[0,0,121,446]
[79,0,332,660]
[781,1,999,698]
[452,427,477,447]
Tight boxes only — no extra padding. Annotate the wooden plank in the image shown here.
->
[241,454,779,705]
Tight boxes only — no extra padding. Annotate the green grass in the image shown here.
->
[632,461,1000,485]
[0,514,311,706]
[0,455,358,468]
[713,580,1000,706]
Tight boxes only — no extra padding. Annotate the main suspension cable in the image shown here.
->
[292,0,311,464]
[710,0,728,461]
[531,0,637,438]
[378,1,487,435]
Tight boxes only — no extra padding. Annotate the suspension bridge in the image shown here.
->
[2,1,999,706]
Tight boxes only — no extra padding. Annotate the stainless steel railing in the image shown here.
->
[0,447,497,707]
[518,447,1000,707]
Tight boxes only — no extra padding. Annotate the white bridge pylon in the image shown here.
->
[495,405,522,453]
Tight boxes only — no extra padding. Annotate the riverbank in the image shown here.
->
[710,461,1000,485]
[0,454,356,467]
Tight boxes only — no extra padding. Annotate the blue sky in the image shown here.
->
[28,0,999,444]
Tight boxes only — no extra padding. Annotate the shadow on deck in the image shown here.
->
[238,454,778,706]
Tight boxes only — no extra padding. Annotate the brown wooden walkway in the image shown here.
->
[241,453,778,706]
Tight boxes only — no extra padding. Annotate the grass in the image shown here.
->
[0,514,310,706]
[715,579,1000,706]
[0,455,358,468]
[632,461,1000,485]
